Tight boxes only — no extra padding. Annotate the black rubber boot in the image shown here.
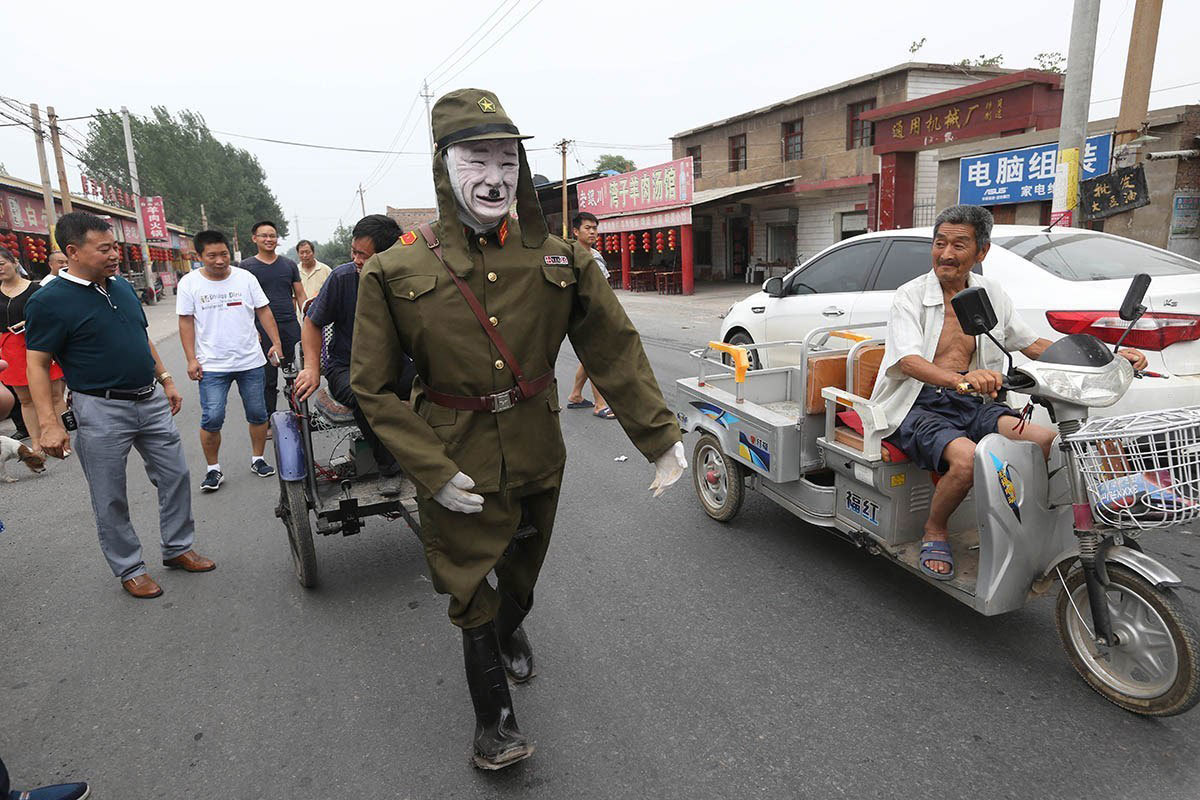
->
[463,622,533,770]
[495,592,536,683]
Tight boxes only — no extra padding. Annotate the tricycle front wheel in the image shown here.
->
[1055,563,1200,716]
[693,433,744,523]
[277,478,318,588]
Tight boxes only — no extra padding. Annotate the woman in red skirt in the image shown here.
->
[0,246,65,452]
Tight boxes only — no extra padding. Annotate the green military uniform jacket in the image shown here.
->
[351,217,681,498]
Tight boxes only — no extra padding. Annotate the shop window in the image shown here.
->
[767,223,796,264]
[847,99,876,149]
[782,120,803,161]
[687,145,702,179]
[694,228,713,265]
[729,134,747,173]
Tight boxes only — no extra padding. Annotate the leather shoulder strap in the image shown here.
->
[416,223,537,396]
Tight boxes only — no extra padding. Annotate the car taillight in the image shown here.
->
[1045,311,1200,350]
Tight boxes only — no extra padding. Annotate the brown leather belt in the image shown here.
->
[422,371,554,413]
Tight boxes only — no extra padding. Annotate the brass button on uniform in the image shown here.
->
[408,290,415,298]
[487,272,498,282]
[489,316,499,326]
[478,236,488,247]
[494,359,504,370]
[559,280,567,287]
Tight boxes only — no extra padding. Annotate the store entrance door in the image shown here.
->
[729,217,749,280]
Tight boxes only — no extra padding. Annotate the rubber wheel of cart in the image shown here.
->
[724,331,760,370]
[278,478,318,589]
[693,432,745,522]
[1055,563,1200,716]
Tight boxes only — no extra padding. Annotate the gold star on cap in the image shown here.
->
[478,97,497,113]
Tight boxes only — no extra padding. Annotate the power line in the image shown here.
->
[424,0,521,86]
[432,0,547,92]
[1090,79,1200,104]
[207,128,434,155]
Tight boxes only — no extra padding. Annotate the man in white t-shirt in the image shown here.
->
[178,230,284,492]
[41,250,67,285]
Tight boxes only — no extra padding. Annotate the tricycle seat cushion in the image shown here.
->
[835,410,909,463]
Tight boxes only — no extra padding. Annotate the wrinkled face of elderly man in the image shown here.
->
[445,139,519,232]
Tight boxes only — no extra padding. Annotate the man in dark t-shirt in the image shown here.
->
[240,220,306,414]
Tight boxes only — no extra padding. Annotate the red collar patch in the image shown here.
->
[498,219,509,247]
[399,230,419,246]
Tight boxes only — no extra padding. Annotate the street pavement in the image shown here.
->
[2,284,1199,799]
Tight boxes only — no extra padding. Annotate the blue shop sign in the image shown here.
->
[958,134,1112,206]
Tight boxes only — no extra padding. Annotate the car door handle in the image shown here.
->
[821,306,845,317]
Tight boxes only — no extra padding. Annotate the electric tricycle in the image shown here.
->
[675,275,1200,715]
[269,343,420,588]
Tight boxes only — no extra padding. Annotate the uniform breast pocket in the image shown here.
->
[541,265,576,291]
[388,274,438,303]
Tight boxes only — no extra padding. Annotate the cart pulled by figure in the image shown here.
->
[269,344,419,588]
[675,275,1200,716]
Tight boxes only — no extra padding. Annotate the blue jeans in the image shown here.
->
[198,367,268,432]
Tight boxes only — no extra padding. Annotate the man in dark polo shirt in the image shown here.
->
[240,220,305,416]
[293,214,413,495]
[25,211,215,599]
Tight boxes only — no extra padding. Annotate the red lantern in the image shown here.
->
[641,232,650,252]
[627,234,635,252]
[655,232,664,253]
[668,229,677,250]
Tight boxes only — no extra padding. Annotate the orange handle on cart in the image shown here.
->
[708,341,750,384]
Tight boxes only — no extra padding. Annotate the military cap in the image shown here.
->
[432,88,532,152]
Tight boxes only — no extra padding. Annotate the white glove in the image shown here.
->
[434,471,485,514]
[648,441,687,498]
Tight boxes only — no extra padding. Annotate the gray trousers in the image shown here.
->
[73,387,195,580]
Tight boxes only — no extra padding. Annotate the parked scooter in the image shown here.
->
[675,274,1200,716]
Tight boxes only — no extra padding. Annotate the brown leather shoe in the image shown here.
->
[163,550,216,572]
[122,574,163,599]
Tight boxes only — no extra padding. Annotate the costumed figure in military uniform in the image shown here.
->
[351,89,687,769]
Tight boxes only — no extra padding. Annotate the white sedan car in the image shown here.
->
[719,225,1200,416]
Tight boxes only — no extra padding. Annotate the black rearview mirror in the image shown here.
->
[1119,273,1151,321]
[763,277,783,297]
[951,286,998,336]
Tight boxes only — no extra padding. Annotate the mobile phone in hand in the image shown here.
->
[8,320,26,334]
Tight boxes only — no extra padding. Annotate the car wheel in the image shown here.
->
[725,331,760,370]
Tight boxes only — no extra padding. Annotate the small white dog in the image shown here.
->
[0,435,47,482]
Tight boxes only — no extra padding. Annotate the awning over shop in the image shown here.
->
[691,176,793,206]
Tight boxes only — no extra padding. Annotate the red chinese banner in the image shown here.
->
[139,196,169,241]
[1,192,50,234]
[120,218,142,244]
[577,157,694,217]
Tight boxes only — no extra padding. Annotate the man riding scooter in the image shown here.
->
[869,204,1147,580]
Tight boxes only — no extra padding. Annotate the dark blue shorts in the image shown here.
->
[886,385,1019,473]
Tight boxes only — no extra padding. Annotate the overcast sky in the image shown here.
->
[4,0,1198,249]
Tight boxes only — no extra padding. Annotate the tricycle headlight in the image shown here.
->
[1035,360,1133,407]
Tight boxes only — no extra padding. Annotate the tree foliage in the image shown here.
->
[957,54,1005,67]
[78,107,286,256]
[315,222,353,267]
[594,154,636,174]
[1035,51,1066,73]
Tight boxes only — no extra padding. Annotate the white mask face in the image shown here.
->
[445,139,519,231]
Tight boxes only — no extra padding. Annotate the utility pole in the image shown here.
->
[46,107,73,214]
[1050,0,1100,228]
[293,214,301,239]
[29,104,58,240]
[121,106,156,303]
[1114,0,1164,153]
[422,80,436,165]
[232,222,241,262]
[555,139,572,238]
[358,183,367,217]
[200,202,209,229]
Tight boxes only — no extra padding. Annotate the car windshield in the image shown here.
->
[993,232,1200,281]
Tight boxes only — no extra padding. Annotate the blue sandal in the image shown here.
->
[919,540,956,581]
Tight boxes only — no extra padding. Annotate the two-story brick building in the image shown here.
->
[669,62,1009,281]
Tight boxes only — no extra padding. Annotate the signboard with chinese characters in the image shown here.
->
[139,196,169,241]
[576,157,694,218]
[120,218,142,244]
[596,207,693,234]
[958,134,1112,206]
[1,192,51,234]
[1079,164,1150,223]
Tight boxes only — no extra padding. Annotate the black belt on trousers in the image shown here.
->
[421,371,555,413]
[73,384,157,402]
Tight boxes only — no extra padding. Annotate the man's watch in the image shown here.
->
[156,371,173,384]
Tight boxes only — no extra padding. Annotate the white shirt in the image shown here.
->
[590,248,610,279]
[40,273,58,286]
[298,260,332,298]
[869,270,1039,438]
[176,267,270,372]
